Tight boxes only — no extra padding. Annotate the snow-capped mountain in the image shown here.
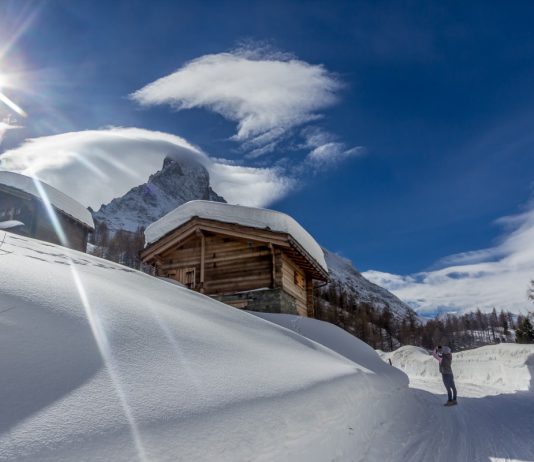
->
[323,248,416,319]
[92,157,225,231]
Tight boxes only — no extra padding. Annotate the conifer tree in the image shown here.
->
[515,314,534,344]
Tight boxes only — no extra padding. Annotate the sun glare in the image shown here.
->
[0,67,27,117]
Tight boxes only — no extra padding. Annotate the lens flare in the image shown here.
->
[0,90,27,117]
[28,174,149,461]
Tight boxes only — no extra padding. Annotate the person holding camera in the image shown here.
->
[432,345,457,406]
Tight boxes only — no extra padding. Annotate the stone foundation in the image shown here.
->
[212,288,300,315]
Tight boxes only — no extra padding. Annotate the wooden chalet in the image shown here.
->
[141,201,329,317]
[0,171,95,252]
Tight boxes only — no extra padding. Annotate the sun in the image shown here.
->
[0,71,26,117]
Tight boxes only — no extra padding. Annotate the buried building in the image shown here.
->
[0,171,94,252]
[141,200,329,316]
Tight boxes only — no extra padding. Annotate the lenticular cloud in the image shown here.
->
[131,48,342,153]
[0,127,293,209]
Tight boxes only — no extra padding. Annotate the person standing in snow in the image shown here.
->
[432,345,457,406]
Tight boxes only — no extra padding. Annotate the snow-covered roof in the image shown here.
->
[0,171,94,229]
[145,200,328,272]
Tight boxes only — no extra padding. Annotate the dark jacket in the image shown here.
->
[439,352,453,375]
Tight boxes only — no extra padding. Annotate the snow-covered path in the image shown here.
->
[255,315,534,462]
[389,385,534,462]
[376,347,534,462]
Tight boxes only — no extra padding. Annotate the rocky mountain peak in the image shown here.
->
[93,157,225,232]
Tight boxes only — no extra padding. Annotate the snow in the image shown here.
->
[380,344,534,396]
[250,312,408,383]
[0,220,24,229]
[0,231,400,461]
[144,200,328,272]
[0,171,94,229]
[2,230,534,461]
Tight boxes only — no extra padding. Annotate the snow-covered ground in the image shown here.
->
[0,231,408,461]
[380,345,534,462]
[1,231,533,461]
[380,344,534,396]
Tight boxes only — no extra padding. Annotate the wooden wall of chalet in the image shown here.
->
[156,231,309,316]
[0,188,89,252]
[280,253,307,316]
[0,189,35,231]
[33,202,89,251]
[159,233,271,292]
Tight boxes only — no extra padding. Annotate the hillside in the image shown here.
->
[0,230,409,461]
[2,231,534,461]
[324,248,415,318]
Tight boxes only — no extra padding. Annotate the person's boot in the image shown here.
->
[444,400,454,406]
[451,399,458,405]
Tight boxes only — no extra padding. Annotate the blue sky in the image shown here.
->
[1,0,534,313]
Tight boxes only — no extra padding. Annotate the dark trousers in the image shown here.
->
[442,373,457,401]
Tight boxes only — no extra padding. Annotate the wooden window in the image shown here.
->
[184,268,196,289]
[294,270,305,289]
[172,267,196,289]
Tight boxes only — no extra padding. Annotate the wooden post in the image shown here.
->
[154,256,163,277]
[269,243,276,289]
[306,276,314,318]
[197,229,205,293]
[273,249,283,289]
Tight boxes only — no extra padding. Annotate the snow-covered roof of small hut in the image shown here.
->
[145,200,328,272]
[0,171,94,229]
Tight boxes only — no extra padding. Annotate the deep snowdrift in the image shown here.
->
[380,344,534,396]
[0,231,406,462]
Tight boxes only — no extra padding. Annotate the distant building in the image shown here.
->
[141,201,329,317]
[0,171,94,252]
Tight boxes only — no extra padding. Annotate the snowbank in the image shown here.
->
[251,312,407,385]
[0,231,406,461]
[0,171,94,229]
[0,220,24,230]
[144,200,328,272]
[381,344,534,395]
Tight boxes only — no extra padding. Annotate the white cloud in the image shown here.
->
[209,160,296,206]
[131,47,343,155]
[0,127,293,209]
[364,204,534,315]
[300,126,364,168]
[0,120,21,145]
[307,143,363,166]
